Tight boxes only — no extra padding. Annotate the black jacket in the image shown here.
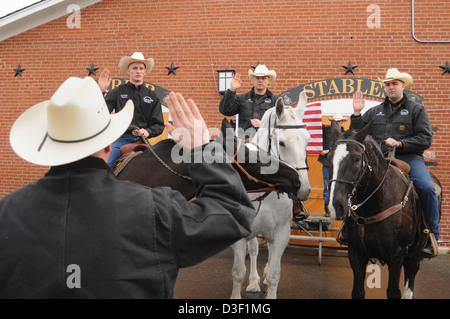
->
[104,82,165,138]
[0,148,254,298]
[318,125,345,166]
[219,88,277,139]
[350,95,433,162]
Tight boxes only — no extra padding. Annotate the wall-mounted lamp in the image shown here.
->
[217,69,235,95]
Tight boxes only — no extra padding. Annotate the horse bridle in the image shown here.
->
[267,115,309,172]
[328,139,373,210]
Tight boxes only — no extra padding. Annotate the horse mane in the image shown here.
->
[342,128,383,157]
[364,135,383,155]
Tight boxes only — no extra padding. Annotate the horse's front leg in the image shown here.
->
[348,245,368,299]
[231,238,247,299]
[245,237,261,299]
[402,255,420,299]
[263,224,290,299]
[386,258,403,299]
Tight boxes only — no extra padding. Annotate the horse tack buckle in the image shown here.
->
[356,216,366,225]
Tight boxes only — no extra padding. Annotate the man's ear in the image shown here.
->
[92,145,112,163]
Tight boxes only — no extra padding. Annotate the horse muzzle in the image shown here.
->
[326,199,347,220]
[288,185,310,202]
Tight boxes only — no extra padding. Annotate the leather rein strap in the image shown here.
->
[229,138,276,190]
[350,180,414,227]
[350,178,414,264]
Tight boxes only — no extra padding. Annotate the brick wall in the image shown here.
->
[0,0,449,242]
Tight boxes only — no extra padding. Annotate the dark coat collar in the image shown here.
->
[250,87,274,98]
[46,156,111,176]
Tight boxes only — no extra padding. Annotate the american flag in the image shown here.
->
[303,102,323,154]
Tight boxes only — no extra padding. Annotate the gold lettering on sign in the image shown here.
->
[341,78,354,94]
[304,83,315,99]
[313,80,327,97]
[369,80,383,98]
[327,80,340,95]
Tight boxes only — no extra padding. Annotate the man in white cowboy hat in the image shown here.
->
[0,77,255,298]
[349,68,439,256]
[98,52,164,167]
[219,64,277,140]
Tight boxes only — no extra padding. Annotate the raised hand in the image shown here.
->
[164,92,210,150]
[98,69,111,92]
[352,90,365,116]
[230,72,243,91]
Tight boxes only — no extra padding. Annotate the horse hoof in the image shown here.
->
[245,290,261,299]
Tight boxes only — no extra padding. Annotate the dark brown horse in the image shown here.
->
[325,120,441,299]
[116,119,302,201]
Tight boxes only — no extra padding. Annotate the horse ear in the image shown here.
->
[330,120,344,140]
[295,91,307,118]
[275,97,285,118]
[355,120,373,143]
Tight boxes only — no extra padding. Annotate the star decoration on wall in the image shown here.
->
[342,61,357,75]
[86,63,99,76]
[251,61,261,69]
[166,62,179,75]
[439,61,450,75]
[13,64,25,77]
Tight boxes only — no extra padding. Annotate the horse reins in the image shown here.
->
[132,126,192,181]
[134,126,284,191]
[229,138,277,189]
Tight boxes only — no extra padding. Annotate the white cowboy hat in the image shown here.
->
[9,77,134,166]
[328,113,349,122]
[118,52,154,77]
[378,68,413,89]
[248,64,277,83]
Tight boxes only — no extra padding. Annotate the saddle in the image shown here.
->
[120,142,148,155]
[386,158,410,174]
[386,158,442,199]
[112,142,149,176]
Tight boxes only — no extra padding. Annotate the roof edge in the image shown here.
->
[0,0,103,42]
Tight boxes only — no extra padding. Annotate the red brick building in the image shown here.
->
[0,0,449,243]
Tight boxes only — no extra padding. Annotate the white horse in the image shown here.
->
[230,91,311,299]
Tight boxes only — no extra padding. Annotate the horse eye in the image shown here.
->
[279,141,286,147]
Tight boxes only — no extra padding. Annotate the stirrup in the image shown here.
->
[421,230,439,258]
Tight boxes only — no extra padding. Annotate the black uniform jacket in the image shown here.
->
[104,81,165,138]
[219,87,277,139]
[350,95,433,162]
[0,146,255,298]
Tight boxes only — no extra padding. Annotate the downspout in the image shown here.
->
[411,0,450,43]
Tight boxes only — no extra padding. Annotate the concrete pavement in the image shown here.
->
[174,245,450,299]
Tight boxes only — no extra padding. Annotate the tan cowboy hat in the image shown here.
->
[118,52,154,77]
[328,113,349,122]
[248,64,277,83]
[378,68,413,89]
[9,77,134,166]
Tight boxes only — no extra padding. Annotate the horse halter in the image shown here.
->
[328,139,371,189]
[267,115,309,172]
[328,139,373,213]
